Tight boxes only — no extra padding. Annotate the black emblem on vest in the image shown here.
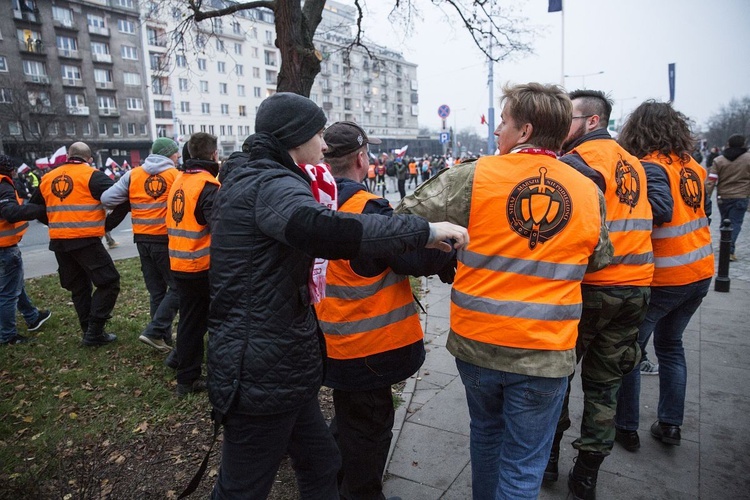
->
[144,174,167,199]
[171,188,185,226]
[678,167,702,212]
[615,155,640,213]
[507,167,572,250]
[51,174,74,201]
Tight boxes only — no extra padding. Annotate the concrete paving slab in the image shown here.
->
[700,361,750,398]
[699,322,750,347]
[382,475,445,500]
[699,466,750,500]
[699,421,750,477]
[442,462,472,499]
[700,340,750,370]
[424,294,451,320]
[699,390,750,431]
[422,344,458,376]
[405,376,469,434]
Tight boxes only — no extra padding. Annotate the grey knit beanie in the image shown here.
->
[255,92,327,150]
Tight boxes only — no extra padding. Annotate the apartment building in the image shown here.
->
[1,0,153,166]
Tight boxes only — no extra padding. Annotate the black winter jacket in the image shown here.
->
[207,133,432,417]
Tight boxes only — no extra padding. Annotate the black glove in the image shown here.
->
[437,256,457,284]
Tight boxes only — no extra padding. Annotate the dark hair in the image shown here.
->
[728,134,746,148]
[501,83,572,151]
[568,89,613,126]
[618,100,695,165]
[187,132,217,161]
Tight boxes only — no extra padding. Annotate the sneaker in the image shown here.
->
[640,359,659,375]
[730,254,737,262]
[138,334,171,353]
[1,334,33,345]
[27,309,52,331]
[82,332,117,347]
[108,241,119,249]
[176,379,207,398]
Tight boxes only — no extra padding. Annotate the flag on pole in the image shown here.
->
[122,160,130,170]
[668,63,676,103]
[105,157,120,169]
[393,145,408,158]
[481,114,487,125]
[34,157,50,169]
[548,0,562,12]
[18,163,30,174]
[49,146,67,168]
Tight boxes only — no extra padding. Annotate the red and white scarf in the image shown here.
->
[300,163,338,303]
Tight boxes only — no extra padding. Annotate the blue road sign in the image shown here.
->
[439,132,450,144]
[437,105,451,119]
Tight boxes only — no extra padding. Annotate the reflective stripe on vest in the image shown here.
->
[0,174,28,246]
[642,153,714,286]
[451,155,601,351]
[39,163,106,239]
[129,167,178,236]
[571,139,654,286]
[315,189,422,360]
[166,170,219,273]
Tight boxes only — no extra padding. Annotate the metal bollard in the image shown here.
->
[715,218,732,292]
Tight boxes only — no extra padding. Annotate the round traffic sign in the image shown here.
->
[437,105,451,119]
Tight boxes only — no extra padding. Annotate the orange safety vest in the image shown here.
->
[643,152,714,286]
[129,167,179,237]
[0,175,28,247]
[571,140,654,286]
[408,162,417,175]
[166,170,219,273]
[367,164,376,179]
[451,154,601,351]
[39,162,106,239]
[315,190,422,359]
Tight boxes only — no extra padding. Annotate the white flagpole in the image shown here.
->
[560,0,565,86]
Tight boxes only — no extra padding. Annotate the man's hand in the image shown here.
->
[426,222,469,252]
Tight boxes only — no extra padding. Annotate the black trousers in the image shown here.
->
[397,179,406,199]
[137,242,179,341]
[55,241,120,334]
[331,386,395,500]
[173,273,209,385]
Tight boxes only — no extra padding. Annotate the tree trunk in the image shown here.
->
[274,0,321,96]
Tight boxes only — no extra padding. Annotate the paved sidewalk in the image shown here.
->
[384,214,750,499]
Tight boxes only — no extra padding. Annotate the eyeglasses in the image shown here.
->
[571,115,594,120]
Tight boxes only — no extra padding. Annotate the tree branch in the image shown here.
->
[188,0,275,22]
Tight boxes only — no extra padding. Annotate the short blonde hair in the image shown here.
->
[501,83,572,151]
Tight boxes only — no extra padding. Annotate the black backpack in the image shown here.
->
[386,161,396,176]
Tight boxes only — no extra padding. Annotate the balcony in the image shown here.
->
[322,102,333,111]
[58,48,80,59]
[381,94,388,101]
[62,78,83,87]
[264,60,277,67]
[92,53,112,63]
[219,135,234,143]
[13,9,40,23]
[25,74,50,84]
[19,41,45,55]
[53,18,77,30]
[152,86,172,96]
[154,110,173,119]
[99,108,120,117]
[67,106,90,116]
[363,106,372,113]
[95,81,114,89]
[88,25,110,37]
[322,87,332,94]
[148,37,167,47]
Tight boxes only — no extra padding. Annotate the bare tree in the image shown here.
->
[167,0,533,97]
[705,96,750,149]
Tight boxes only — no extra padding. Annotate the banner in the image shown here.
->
[34,157,50,169]
[49,146,67,168]
[393,145,408,158]
[668,63,676,103]
[548,0,563,12]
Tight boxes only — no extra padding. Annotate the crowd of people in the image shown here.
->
[1,84,747,500]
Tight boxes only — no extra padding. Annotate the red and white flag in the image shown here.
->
[105,157,120,168]
[18,163,30,174]
[394,145,408,158]
[49,146,67,168]
[35,157,50,169]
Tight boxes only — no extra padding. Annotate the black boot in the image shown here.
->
[543,431,565,482]
[568,451,606,500]
[82,320,117,347]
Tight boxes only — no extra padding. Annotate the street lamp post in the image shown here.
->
[616,96,638,130]
[563,70,604,89]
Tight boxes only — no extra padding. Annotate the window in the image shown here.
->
[237,85,245,97]
[188,125,194,134]
[209,125,214,135]
[0,57,6,72]
[64,94,85,107]
[112,0,135,8]
[87,14,105,28]
[98,95,116,111]
[176,55,187,68]
[201,103,210,114]
[124,72,141,86]
[253,87,261,98]
[220,126,225,136]
[127,123,136,135]
[197,58,206,71]
[217,61,226,73]
[264,50,276,66]
[333,64,339,74]
[56,35,78,55]
[94,69,112,84]
[98,122,107,135]
[252,47,259,58]
[118,20,135,34]
[238,105,246,116]
[219,83,228,94]
[250,27,258,39]
[179,124,186,135]
[65,122,76,135]
[234,43,242,55]
[126,98,143,110]
[310,93,318,103]
[83,122,92,136]
[112,123,121,135]
[200,81,208,93]
[48,123,59,136]
[121,46,138,60]
[91,42,110,55]
[212,18,223,33]
[216,39,225,52]
[0,88,12,103]
[227,125,233,135]
[221,104,229,115]
[265,70,277,85]
[179,78,189,91]
[180,101,190,113]
[235,64,244,76]
[52,6,73,26]
[8,122,21,135]
[233,21,241,35]
[61,65,81,80]
[23,60,46,77]
[253,67,260,78]
[140,124,147,135]
[265,31,273,44]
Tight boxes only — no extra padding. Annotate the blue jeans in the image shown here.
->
[0,246,39,343]
[616,278,711,429]
[456,358,567,499]
[718,197,749,254]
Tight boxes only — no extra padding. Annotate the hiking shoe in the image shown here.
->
[139,334,171,353]
[640,359,659,375]
[82,332,117,347]
[27,309,52,331]
[176,379,207,398]
[164,349,178,370]
[730,254,737,262]
[1,334,33,345]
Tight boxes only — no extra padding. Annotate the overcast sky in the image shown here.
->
[355,0,750,137]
